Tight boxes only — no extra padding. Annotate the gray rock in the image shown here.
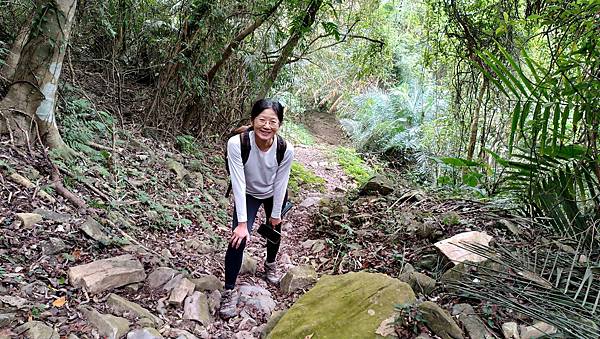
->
[359,175,394,196]
[415,253,439,270]
[185,172,204,189]
[502,322,519,339]
[497,219,522,236]
[207,289,221,315]
[147,267,178,289]
[452,304,494,339]
[21,281,47,297]
[0,313,16,328]
[107,293,163,327]
[164,274,185,292]
[166,159,189,180]
[239,284,276,320]
[168,277,195,306]
[183,291,210,325]
[32,209,71,223]
[184,238,213,254]
[191,274,222,291]
[417,219,441,240]
[41,237,67,255]
[0,295,29,309]
[79,217,111,245]
[240,255,257,275]
[161,249,174,259]
[418,301,464,339]
[14,321,59,339]
[520,321,557,339]
[301,239,326,253]
[16,213,43,228]
[261,309,287,339]
[68,255,146,294]
[280,265,318,294]
[299,196,322,208]
[398,271,436,296]
[127,328,163,339]
[79,306,130,339]
[167,329,199,339]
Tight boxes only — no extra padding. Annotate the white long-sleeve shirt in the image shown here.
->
[227,131,294,223]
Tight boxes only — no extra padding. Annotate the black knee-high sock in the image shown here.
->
[224,238,246,289]
[266,224,281,263]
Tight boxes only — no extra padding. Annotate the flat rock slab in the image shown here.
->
[33,209,72,222]
[107,293,163,327]
[16,213,43,228]
[190,274,223,291]
[80,306,130,339]
[0,295,30,309]
[434,231,493,264]
[0,313,17,327]
[147,267,178,289]
[239,284,276,320]
[183,291,210,325]
[280,265,318,294]
[520,321,558,339]
[68,255,146,294]
[418,301,464,339]
[269,271,415,338]
[127,327,163,339]
[168,276,195,306]
[14,321,59,339]
[80,217,112,245]
[240,255,257,275]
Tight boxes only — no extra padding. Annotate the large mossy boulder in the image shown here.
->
[268,271,416,339]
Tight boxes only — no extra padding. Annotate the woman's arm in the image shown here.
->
[271,142,294,220]
[228,136,247,223]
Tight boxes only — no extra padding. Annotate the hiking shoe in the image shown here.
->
[219,289,239,319]
[264,261,280,285]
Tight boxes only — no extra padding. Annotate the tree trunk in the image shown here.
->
[257,0,322,99]
[206,0,284,84]
[466,78,488,161]
[0,14,33,81]
[0,0,77,152]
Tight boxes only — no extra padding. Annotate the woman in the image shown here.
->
[220,99,294,319]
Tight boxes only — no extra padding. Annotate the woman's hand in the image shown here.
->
[230,222,249,249]
[269,218,282,228]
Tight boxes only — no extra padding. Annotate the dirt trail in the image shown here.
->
[217,109,354,333]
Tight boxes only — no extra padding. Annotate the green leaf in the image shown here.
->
[439,157,480,167]
[540,105,551,154]
[509,101,522,152]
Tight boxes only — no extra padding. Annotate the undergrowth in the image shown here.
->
[289,161,326,194]
[330,146,374,185]
[279,121,315,146]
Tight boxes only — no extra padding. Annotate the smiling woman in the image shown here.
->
[220,98,295,319]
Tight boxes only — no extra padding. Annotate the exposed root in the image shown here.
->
[50,163,87,210]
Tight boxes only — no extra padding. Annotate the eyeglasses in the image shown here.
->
[255,118,280,127]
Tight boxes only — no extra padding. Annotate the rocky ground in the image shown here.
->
[0,107,360,338]
[1,103,568,338]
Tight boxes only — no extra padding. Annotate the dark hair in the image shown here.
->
[250,99,284,123]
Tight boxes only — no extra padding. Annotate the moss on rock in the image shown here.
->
[268,271,416,339]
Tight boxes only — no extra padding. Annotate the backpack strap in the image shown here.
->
[275,134,287,166]
[240,129,251,165]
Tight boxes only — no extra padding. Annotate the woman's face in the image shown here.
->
[252,108,280,144]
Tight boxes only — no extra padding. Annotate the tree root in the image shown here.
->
[50,164,86,209]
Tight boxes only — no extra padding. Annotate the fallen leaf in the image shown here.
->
[72,249,81,261]
[52,296,67,307]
